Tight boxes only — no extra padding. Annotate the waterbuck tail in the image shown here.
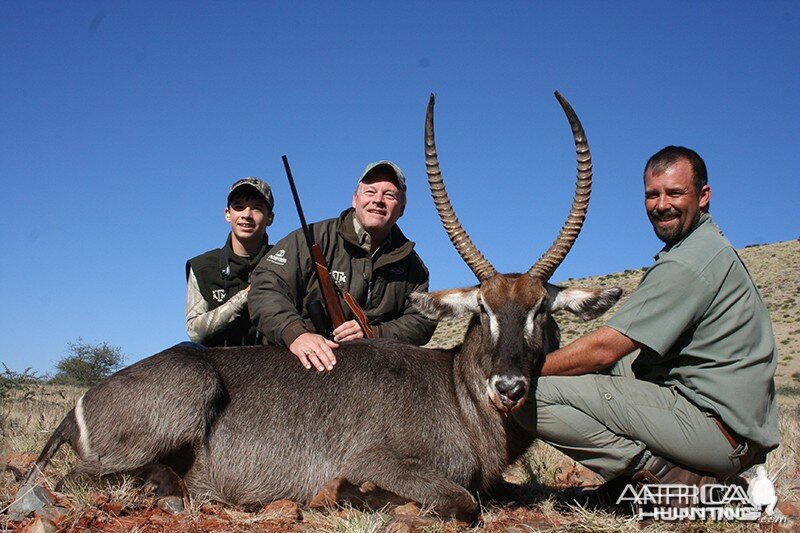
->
[24,408,78,485]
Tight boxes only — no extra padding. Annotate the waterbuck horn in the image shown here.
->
[527,91,592,281]
[425,93,497,281]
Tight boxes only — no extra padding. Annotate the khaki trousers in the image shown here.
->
[513,359,744,481]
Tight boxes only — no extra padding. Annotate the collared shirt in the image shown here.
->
[353,216,372,253]
[185,268,249,343]
[352,215,391,258]
[607,213,779,450]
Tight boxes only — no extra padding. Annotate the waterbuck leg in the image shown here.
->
[480,478,526,504]
[309,478,414,511]
[131,463,189,514]
[58,463,188,513]
[342,458,480,522]
[386,474,478,522]
[54,468,84,492]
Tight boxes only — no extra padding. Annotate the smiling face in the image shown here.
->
[644,158,710,245]
[225,192,271,255]
[352,173,405,243]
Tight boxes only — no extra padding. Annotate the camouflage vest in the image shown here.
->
[186,234,271,346]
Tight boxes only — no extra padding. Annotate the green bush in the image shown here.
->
[51,338,125,386]
[0,363,41,405]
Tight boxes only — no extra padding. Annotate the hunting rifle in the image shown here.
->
[282,156,375,339]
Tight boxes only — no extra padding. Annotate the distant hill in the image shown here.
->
[425,239,800,385]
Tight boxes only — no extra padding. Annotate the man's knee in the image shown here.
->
[533,375,606,406]
[515,375,602,435]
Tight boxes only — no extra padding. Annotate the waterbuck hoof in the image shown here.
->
[157,495,185,514]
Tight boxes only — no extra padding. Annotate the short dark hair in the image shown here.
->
[643,146,708,193]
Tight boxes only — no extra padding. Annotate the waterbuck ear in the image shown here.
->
[409,287,480,320]
[546,285,623,321]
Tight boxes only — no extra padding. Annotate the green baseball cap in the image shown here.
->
[358,160,406,192]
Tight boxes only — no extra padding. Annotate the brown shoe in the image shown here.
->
[631,456,716,509]
[576,476,635,511]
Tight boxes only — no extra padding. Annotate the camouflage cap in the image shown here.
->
[228,177,274,211]
[358,160,407,192]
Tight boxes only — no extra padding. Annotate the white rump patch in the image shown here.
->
[75,394,92,459]
[547,285,623,321]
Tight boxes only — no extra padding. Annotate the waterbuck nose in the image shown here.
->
[495,378,526,403]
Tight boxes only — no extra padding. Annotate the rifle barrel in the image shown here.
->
[282,155,347,332]
[282,155,315,256]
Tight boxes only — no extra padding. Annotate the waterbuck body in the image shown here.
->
[33,285,616,520]
[35,328,542,516]
[27,92,621,521]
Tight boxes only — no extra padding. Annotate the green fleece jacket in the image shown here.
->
[249,209,436,347]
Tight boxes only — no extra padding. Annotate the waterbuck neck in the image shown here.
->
[450,321,527,487]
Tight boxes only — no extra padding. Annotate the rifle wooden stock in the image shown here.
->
[342,290,375,339]
[309,243,347,329]
[311,245,375,338]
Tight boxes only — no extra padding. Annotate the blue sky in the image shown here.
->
[2,1,798,374]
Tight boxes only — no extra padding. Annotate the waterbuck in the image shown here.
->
[25,92,621,522]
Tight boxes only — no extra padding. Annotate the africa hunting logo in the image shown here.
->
[617,466,785,523]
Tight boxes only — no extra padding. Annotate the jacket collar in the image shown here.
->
[337,208,416,268]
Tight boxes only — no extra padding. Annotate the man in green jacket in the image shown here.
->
[514,146,779,497]
[249,161,436,372]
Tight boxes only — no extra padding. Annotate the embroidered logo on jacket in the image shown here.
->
[212,289,226,302]
[331,270,347,286]
[267,249,287,265]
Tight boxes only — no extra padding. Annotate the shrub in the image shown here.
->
[0,363,41,405]
[51,339,125,386]
[777,384,800,397]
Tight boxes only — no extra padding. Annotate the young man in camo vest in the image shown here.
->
[185,177,275,347]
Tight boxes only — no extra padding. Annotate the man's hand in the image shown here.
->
[289,332,339,372]
[332,320,365,343]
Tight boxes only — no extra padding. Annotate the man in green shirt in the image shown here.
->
[514,146,779,495]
